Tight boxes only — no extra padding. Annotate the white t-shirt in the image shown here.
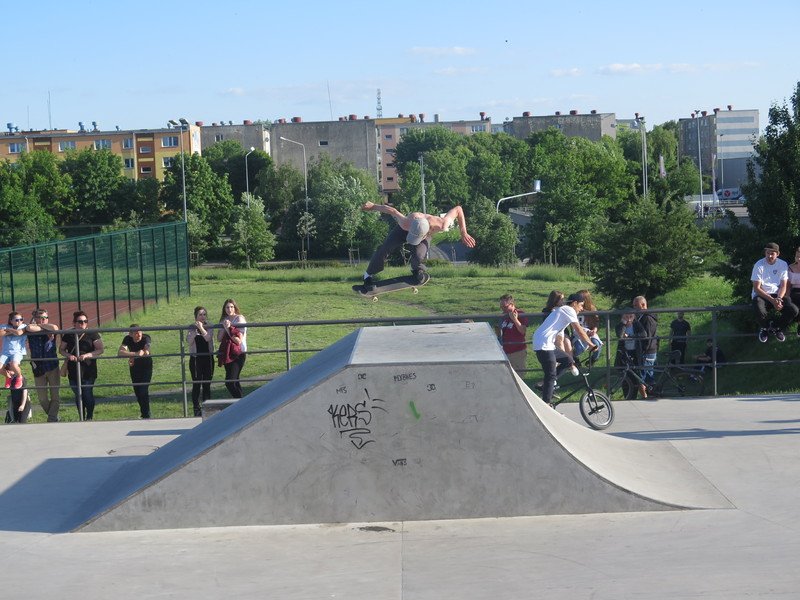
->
[533,305,578,351]
[751,257,789,298]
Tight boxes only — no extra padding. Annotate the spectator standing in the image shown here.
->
[218,299,247,399]
[751,242,798,342]
[59,311,104,420]
[615,313,638,366]
[532,292,596,406]
[669,312,692,364]
[788,246,800,337]
[26,309,61,422]
[0,312,27,389]
[5,372,31,424]
[118,325,153,419]
[632,295,658,399]
[497,294,529,375]
[188,306,215,416]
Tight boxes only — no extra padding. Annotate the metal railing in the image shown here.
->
[16,303,797,421]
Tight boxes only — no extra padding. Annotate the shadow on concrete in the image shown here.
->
[126,429,190,437]
[614,426,800,442]
[0,456,135,533]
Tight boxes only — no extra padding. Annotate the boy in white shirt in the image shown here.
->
[752,242,798,342]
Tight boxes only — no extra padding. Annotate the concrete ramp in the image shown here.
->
[74,323,730,532]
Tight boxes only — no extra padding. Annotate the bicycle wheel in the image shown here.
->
[579,389,614,430]
[620,374,638,400]
[664,370,705,397]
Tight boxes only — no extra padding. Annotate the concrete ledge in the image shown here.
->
[201,399,240,419]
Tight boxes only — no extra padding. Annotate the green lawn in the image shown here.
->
[17,263,800,423]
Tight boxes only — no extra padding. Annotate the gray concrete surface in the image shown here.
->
[1,393,799,598]
[75,323,725,531]
[2,384,800,598]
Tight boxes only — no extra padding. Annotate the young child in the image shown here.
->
[0,312,28,390]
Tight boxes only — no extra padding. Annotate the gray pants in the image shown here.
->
[367,225,428,276]
[34,368,60,422]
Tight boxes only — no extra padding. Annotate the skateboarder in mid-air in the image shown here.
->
[359,202,476,292]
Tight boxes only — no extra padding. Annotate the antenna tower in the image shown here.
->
[376,89,383,118]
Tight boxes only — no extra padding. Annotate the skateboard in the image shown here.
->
[353,272,430,302]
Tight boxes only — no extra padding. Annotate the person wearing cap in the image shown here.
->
[632,295,658,398]
[26,308,61,422]
[359,201,476,291]
[532,292,597,406]
[751,242,798,343]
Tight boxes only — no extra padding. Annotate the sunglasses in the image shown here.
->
[75,319,89,324]
[12,318,23,322]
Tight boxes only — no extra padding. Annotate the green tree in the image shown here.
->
[464,196,518,266]
[161,153,234,244]
[229,195,277,268]
[717,82,800,299]
[109,177,163,223]
[0,183,57,246]
[0,150,75,226]
[591,198,720,305]
[254,162,304,231]
[60,148,127,224]
[204,140,272,202]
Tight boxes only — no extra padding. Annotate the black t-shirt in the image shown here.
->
[63,331,102,381]
[670,319,691,341]
[122,334,153,372]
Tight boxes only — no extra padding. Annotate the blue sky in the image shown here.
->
[6,0,798,133]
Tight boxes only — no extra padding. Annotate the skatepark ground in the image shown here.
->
[0,393,798,599]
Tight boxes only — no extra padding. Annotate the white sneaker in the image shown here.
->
[570,365,580,377]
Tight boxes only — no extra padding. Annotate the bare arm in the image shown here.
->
[753,280,783,309]
[362,201,409,227]
[442,206,476,248]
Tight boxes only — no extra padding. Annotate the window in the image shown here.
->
[59,140,76,152]
[94,139,112,150]
[386,162,395,168]
[162,136,179,148]
[471,125,486,133]
[8,143,23,153]
[384,134,393,140]
[140,166,152,174]
[386,176,394,182]
[386,148,396,155]
[123,138,133,149]
[139,146,152,154]
[214,134,224,142]
[318,140,329,146]
[399,128,408,135]
[162,157,174,167]
[124,158,135,169]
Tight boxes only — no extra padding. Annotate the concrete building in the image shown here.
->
[1,121,200,181]
[199,120,270,154]
[377,113,492,194]
[507,110,616,142]
[678,106,759,197]
[270,116,379,185]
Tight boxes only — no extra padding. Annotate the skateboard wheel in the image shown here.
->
[412,287,418,294]
[372,296,379,303]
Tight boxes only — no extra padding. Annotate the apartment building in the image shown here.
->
[507,110,617,142]
[1,121,200,180]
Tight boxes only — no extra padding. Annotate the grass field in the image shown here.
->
[16,262,800,423]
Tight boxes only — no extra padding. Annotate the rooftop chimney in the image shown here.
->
[569,110,578,116]
[522,111,531,117]
[555,111,561,116]
[195,121,204,126]
[418,113,425,123]
[291,117,302,123]
[713,108,720,114]
[91,121,98,131]
[479,111,486,120]
[78,122,85,132]
[590,109,597,114]
[243,119,252,125]
[701,110,708,117]
[727,104,733,111]
[349,114,357,121]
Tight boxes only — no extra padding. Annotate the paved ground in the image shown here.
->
[1,394,799,599]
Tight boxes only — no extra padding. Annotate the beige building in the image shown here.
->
[1,122,200,180]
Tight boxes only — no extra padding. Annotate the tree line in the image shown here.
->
[2,80,799,304]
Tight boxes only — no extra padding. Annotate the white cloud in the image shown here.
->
[409,46,476,58]
[550,67,583,78]
[222,87,246,96]
[434,66,487,76]
[598,63,664,75]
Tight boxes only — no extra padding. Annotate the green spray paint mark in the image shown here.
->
[409,401,421,420]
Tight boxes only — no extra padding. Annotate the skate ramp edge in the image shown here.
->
[517,373,732,510]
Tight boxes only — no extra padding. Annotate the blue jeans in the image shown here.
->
[70,378,96,420]
[573,336,603,363]
[641,353,657,386]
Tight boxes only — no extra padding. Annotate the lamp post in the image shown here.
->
[496,180,542,213]
[244,146,255,206]
[279,136,309,253]
[636,115,648,197]
[168,118,189,222]
[695,109,703,216]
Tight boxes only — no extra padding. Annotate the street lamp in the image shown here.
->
[694,109,704,216]
[244,146,255,205]
[496,180,542,212]
[279,136,309,252]
[636,114,648,197]
[168,118,189,222]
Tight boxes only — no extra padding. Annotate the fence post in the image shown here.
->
[55,244,63,327]
[73,331,84,422]
[8,251,15,310]
[110,233,118,321]
[74,240,81,310]
[162,226,170,302]
[138,231,146,313]
[604,312,612,397]
[151,228,159,305]
[179,329,188,417]
[711,309,719,396]
[284,325,291,371]
[92,237,101,325]
[33,246,40,309]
